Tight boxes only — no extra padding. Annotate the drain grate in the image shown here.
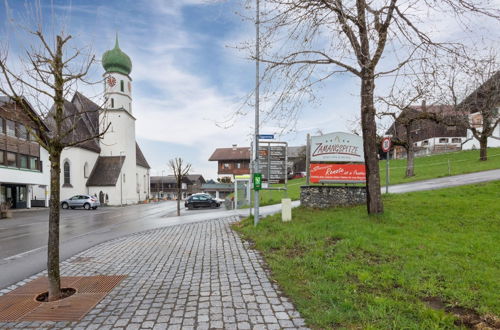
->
[0,275,126,322]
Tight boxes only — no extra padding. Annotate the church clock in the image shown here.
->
[107,76,117,87]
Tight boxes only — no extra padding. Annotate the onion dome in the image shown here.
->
[102,35,132,75]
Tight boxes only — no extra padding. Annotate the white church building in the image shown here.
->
[56,37,151,205]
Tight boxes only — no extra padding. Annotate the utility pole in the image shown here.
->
[253,0,260,226]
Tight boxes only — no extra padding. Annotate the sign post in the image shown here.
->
[381,137,392,194]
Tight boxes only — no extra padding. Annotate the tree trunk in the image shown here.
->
[360,73,383,214]
[405,121,415,177]
[479,136,488,161]
[177,185,181,216]
[47,151,62,301]
[406,145,415,177]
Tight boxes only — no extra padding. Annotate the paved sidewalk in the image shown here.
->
[0,217,308,329]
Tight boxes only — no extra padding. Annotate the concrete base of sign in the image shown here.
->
[281,198,292,222]
[300,185,366,209]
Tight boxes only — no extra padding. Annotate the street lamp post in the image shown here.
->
[253,0,261,226]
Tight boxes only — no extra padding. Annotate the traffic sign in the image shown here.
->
[258,134,274,139]
[253,173,262,190]
[381,137,391,153]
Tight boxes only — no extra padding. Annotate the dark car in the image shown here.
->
[184,194,220,210]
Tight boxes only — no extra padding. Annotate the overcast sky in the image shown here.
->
[1,0,498,180]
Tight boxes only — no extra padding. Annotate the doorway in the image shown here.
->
[2,184,27,209]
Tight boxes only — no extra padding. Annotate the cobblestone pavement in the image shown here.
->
[0,217,308,329]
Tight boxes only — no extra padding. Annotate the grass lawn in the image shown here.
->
[233,181,500,329]
[380,147,500,186]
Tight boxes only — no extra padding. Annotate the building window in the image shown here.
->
[439,138,449,143]
[111,98,114,108]
[123,173,126,183]
[223,163,230,169]
[17,123,28,140]
[0,151,4,165]
[120,80,124,92]
[64,161,71,185]
[422,140,429,146]
[0,117,4,134]
[6,152,16,167]
[236,163,241,169]
[19,155,28,169]
[84,162,89,178]
[30,157,39,170]
[29,129,38,142]
[452,138,461,143]
[6,120,15,137]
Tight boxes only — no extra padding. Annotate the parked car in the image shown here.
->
[61,195,100,210]
[184,194,220,210]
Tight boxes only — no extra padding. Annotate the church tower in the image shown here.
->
[99,35,138,204]
[102,36,133,113]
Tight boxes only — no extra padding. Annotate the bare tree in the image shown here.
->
[243,0,499,214]
[168,157,191,216]
[443,59,500,161]
[0,27,109,301]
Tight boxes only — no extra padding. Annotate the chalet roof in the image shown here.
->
[45,92,101,153]
[186,174,205,184]
[150,175,191,185]
[86,156,125,186]
[458,71,500,114]
[209,147,251,161]
[386,104,467,141]
[136,143,150,169]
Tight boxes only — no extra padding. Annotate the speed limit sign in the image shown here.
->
[381,137,391,152]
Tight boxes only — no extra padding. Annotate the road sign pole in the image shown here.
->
[386,152,389,194]
[254,0,260,226]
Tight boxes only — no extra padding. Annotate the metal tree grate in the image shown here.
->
[0,275,126,322]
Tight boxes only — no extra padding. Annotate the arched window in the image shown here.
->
[120,80,124,92]
[84,162,89,178]
[63,161,71,186]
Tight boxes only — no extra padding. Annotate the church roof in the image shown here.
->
[102,35,132,76]
[136,142,150,169]
[86,156,125,186]
[45,92,101,153]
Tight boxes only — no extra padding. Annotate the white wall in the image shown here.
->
[59,147,99,201]
[136,165,150,202]
[462,125,500,150]
[0,147,50,186]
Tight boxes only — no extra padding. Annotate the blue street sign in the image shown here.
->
[258,134,274,139]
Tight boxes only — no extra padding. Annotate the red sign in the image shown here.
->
[381,137,391,152]
[310,164,366,183]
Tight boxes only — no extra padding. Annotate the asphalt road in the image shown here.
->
[0,201,228,289]
[386,168,500,193]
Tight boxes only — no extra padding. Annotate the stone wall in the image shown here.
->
[300,185,366,209]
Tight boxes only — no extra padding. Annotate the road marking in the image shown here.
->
[3,246,45,261]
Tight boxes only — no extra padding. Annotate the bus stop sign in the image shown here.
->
[253,173,262,191]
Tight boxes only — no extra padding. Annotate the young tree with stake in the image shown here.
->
[0,29,109,301]
[168,157,191,216]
